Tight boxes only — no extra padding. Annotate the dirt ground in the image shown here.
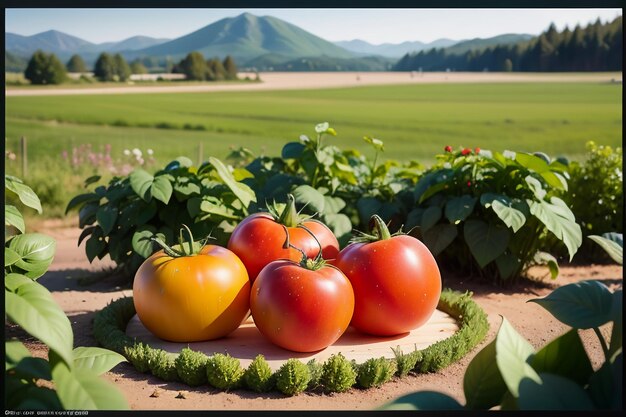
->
[6,71,622,97]
[12,219,623,411]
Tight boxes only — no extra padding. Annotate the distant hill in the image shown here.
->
[335,38,457,58]
[5,51,29,72]
[245,54,395,71]
[132,13,355,63]
[442,33,533,55]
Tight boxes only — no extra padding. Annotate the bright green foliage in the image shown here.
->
[113,54,132,82]
[93,53,117,81]
[320,353,357,393]
[275,359,311,396]
[5,176,128,410]
[356,358,397,389]
[123,343,153,373]
[149,349,179,382]
[408,147,582,283]
[67,156,256,278]
[382,279,622,411]
[206,353,245,390]
[175,348,209,386]
[306,359,324,390]
[66,54,88,73]
[392,346,422,377]
[24,50,67,85]
[243,354,274,392]
[178,51,208,81]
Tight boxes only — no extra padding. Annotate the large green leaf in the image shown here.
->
[209,156,256,209]
[5,204,25,234]
[421,206,442,232]
[322,213,353,241]
[73,347,126,376]
[151,175,173,204]
[51,354,129,410]
[464,339,507,410]
[357,197,382,224]
[129,169,153,202]
[95,204,118,236]
[464,220,510,267]
[525,175,546,200]
[131,226,158,258]
[529,199,582,260]
[588,235,623,265]
[533,251,559,279]
[198,198,239,221]
[5,175,42,214]
[540,171,567,191]
[6,339,32,370]
[492,200,526,233]
[423,223,457,256]
[6,342,52,381]
[5,273,34,291]
[518,373,594,410]
[281,142,305,159]
[495,252,522,281]
[530,329,593,386]
[7,233,56,279]
[495,317,540,398]
[528,280,613,329]
[85,227,106,263]
[444,195,476,224]
[324,195,346,214]
[65,192,100,214]
[609,290,622,357]
[5,284,73,367]
[292,185,326,213]
[516,152,550,173]
[379,391,463,410]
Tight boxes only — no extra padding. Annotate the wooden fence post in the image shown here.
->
[21,136,27,178]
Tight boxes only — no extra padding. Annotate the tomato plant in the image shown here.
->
[133,226,250,342]
[228,194,340,281]
[334,215,441,336]
[250,247,354,352]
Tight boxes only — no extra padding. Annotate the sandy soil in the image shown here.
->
[12,219,623,411]
[6,71,622,97]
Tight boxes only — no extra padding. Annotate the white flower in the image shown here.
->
[132,148,142,157]
[123,149,131,156]
[147,149,154,155]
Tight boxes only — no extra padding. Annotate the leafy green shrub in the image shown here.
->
[320,353,357,393]
[382,271,623,410]
[175,348,209,386]
[562,141,623,261]
[392,346,422,377]
[306,359,324,390]
[275,359,311,396]
[243,354,274,393]
[124,342,153,373]
[67,156,256,278]
[5,175,128,410]
[406,146,581,284]
[206,353,245,390]
[150,349,179,382]
[356,357,397,389]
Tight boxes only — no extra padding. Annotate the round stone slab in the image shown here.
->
[126,310,459,371]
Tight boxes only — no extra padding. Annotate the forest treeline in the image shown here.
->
[394,16,622,72]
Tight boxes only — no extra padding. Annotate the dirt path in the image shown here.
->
[19,220,623,410]
[6,72,622,97]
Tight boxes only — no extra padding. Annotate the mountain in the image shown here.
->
[442,34,533,55]
[84,36,171,53]
[335,38,457,58]
[132,13,355,63]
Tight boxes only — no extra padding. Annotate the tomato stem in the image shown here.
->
[371,215,392,240]
[297,223,324,262]
[278,194,300,228]
[349,215,396,244]
[150,224,207,258]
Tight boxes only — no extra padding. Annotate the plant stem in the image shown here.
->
[278,194,300,227]
[371,215,392,240]
[593,327,610,361]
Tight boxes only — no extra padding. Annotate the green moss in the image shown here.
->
[306,359,324,390]
[356,357,397,389]
[149,349,179,382]
[124,342,152,373]
[243,354,274,393]
[321,353,357,393]
[392,346,422,377]
[175,347,209,386]
[206,353,245,390]
[275,359,311,396]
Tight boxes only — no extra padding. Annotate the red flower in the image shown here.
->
[467,181,472,187]
[475,147,481,154]
[461,148,471,156]
[444,145,452,152]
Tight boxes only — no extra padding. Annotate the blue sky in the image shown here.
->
[5,8,622,44]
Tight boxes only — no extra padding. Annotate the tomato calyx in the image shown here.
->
[266,194,314,228]
[151,224,211,258]
[350,214,403,243]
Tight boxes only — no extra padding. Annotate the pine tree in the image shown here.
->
[222,55,238,80]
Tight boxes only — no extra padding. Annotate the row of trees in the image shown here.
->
[173,52,238,81]
[23,50,238,85]
[394,16,622,72]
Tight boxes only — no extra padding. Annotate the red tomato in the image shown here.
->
[133,244,250,342]
[250,259,354,352]
[227,198,340,282]
[334,215,441,336]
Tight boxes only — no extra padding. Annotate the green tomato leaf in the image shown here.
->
[525,175,546,200]
[208,156,256,209]
[423,223,457,256]
[95,204,118,236]
[533,251,559,279]
[421,206,442,232]
[323,195,346,214]
[129,169,154,202]
[5,273,35,292]
[516,152,550,173]
[379,391,463,410]
[7,233,56,279]
[495,252,522,281]
[541,171,567,191]
[464,339,507,410]
[588,235,623,265]
[464,220,510,267]
[151,175,173,204]
[530,329,592,386]
[51,353,129,410]
[357,197,382,225]
[491,200,526,233]
[518,373,594,410]
[6,339,32,370]
[292,185,326,214]
[5,284,73,367]
[282,142,305,159]
[444,195,477,224]
[78,202,99,228]
[322,213,353,242]
[495,317,540,398]
[73,347,126,376]
[528,280,613,329]
[131,226,158,259]
[85,227,106,263]
[5,247,21,267]
[5,175,42,214]
[529,199,582,261]
[65,192,100,214]
[5,204,26,234]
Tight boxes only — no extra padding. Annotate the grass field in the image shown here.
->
[5,81,622,216]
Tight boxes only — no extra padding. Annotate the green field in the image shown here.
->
[5,81,622,216]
